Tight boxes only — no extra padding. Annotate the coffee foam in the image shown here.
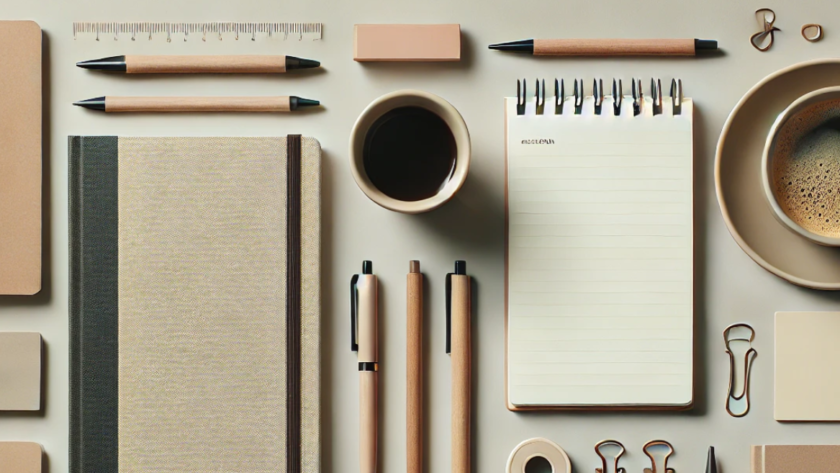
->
[772,98,840,238]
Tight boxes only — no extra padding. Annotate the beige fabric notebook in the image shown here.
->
[0,442,42,473]
[0,21,41,295]
[775,311,840,421]
[0,332,42,411]
[117,137,320,472]
[505,90,694,409]
[752,445,840,473]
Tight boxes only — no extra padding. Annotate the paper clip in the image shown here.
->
[595,440,626,473]
[643,440,675,473]
[751,8,780,52]
[724,323,757,417]
[802,24,823,42]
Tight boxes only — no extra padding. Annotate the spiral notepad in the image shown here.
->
[505,78,694,410]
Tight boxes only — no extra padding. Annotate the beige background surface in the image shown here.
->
[2,0,840,472]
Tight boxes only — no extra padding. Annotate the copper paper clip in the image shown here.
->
[724,323,757,417]
[595,440,626,473]
[751,8,780,51]
[643,440,675,473]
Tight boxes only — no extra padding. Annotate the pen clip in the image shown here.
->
[350,274,359,352]
[445,272,452,354]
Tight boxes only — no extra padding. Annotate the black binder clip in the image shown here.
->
[670,79,682,116]
[612,79,622,116]
[643,440,675,473]
[516,79,526,116]
[555,78,565,115]
[650,78,662,116]
[631,78,643,116]
[535,79,545,115]
[595,440,626,473]
[573,78,584,115]
[593,78,604,115]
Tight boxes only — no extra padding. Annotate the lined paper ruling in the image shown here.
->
[505,93,694,409]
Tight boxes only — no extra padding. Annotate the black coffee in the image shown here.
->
[363,106,457,202]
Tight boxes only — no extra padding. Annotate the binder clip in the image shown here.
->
[724,323,757,417]
[670,79,682,116]
[631,78,643,116]
[612,79,622,116]
[595,440,626,473]
[573,78,584,115]
[554,78,565,115]
[535,79,546,115]
[650,78,662,116]
[643,440,675,473]
[593,78,604,115]
[516,79,526,115]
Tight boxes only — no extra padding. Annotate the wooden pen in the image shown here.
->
[489,38,718,56]
[352,261,378,473]
[73,96,320,113]
[76,54,320,73]
[446,261,471,473]
[407,261,423,473]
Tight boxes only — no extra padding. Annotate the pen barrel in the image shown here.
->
[360,371,378,473]
[533,38,696,56]
[104,96,292,112]
[356,275,378,363]
[125,55,287,73]
[407,272,423,473]
[450,275,471,473]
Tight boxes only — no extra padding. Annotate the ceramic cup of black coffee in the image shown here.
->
[763,86,840,246]
[350,90,471,213]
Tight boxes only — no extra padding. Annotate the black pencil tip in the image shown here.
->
[76,56,127,72]
[706,447,717,473]
[290,96,320,110]
[73,97,106,111]
[285,55,321,70]
[488,39,535,52]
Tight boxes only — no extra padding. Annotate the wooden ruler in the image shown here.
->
[72,22,322,41]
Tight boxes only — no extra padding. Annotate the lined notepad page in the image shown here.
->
[506,96,693,407]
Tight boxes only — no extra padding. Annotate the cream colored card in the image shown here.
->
[0,442,42,473]
[775,311,840,421]
[0,332,42,411]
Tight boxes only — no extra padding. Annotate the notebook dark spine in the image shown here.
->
[68,136,120,473]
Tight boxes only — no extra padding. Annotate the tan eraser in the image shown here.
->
[0,442,42,473]
[354,24,461,62]
[0,333,42,411]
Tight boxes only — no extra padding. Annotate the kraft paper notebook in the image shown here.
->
[775,311,840,421]
[0,21,41,295]
[505,79,694,410]
[0,442,43,473]
[69,136,321,473]
[752,445,840,473]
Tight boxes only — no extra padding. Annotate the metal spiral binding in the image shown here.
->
[516,78,683,116]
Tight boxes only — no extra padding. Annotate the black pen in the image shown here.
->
[77,54,320,73]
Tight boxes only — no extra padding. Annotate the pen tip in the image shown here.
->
[454,260,466,275]
[362,261,373,275]
[410,260,420,273]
